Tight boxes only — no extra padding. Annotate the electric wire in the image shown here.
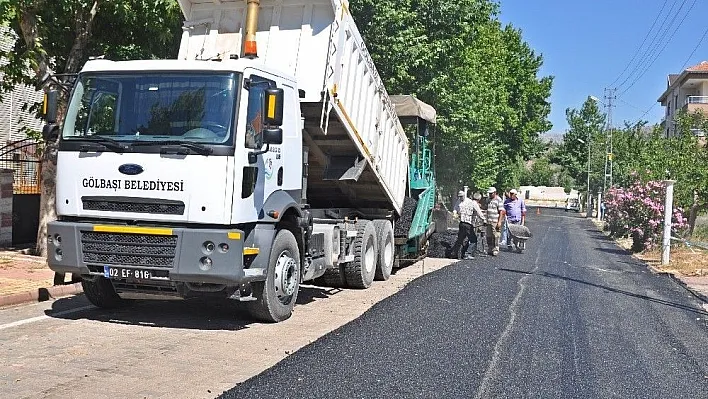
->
[629,7,707,126]
[679,25,708,70]
[607,0,670,89]
[618,0,698,98]
[615,0,692,94]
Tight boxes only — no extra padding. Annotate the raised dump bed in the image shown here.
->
[177,0,409,215]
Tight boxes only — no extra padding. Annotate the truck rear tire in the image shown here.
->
[345,221,377,289]
[81,277,125,309]
[246,229,300,322]
[373,219,394,281]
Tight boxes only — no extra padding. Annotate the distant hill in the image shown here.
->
[540,132,564,143]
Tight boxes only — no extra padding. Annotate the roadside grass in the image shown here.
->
[635,249,708,277]
[592,219,708,277]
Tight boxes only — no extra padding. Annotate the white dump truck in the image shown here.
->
[43,0,415,322]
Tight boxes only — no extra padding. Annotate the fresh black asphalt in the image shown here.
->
[219,208,708,399]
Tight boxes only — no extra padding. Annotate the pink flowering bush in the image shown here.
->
[604,176,688,252]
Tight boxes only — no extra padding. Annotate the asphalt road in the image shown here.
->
[221,209,708,399]
[0,249,454,398]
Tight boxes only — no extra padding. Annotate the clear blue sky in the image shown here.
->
[498,0,708,136]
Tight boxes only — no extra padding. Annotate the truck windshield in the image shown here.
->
[62,72,239,145]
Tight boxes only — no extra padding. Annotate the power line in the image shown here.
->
[617,98,644,112]
[679,25,708,70]
[628,22,707,126]
[608,0,670,88]
[618,0,698,97]
[636,103,659,123]
[626,19,707,126]
[617,0,688,88]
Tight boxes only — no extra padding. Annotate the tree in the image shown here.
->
[350,0,553,194]
[553,97,605,193]
[606,111,708,235]
[0,0,183,256]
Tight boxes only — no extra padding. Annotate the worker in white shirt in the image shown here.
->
[451,190,486,259]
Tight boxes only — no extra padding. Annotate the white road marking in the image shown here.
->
[0,305,94,331]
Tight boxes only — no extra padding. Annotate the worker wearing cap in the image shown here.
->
[485,187,505,256]
[452,190,485,260]
[502,188,527,250]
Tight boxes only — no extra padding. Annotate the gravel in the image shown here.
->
[394,197,418,237]
[427,229,459,258]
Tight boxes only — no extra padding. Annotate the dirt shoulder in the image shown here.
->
[591,219,708,302]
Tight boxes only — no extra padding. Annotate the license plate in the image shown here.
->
[104,266,153,281]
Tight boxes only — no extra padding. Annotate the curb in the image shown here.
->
[0,282,83,308]
[647,264,708,304]
[666,274,708,304]
[589,222,708,305]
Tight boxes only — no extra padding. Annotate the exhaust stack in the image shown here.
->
[242,0,260,58]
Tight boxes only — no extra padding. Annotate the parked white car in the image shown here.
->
[565,198,580,212]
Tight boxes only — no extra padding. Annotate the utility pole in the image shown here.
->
[603,88,617,192]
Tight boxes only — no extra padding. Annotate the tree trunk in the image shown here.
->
[35,142,57,257]
[33,0,100,257]
[688,189,699,237]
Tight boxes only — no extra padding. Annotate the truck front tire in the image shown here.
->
[81,277,125,309]
[246,229,300,322]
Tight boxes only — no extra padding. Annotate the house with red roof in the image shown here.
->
[657,61,708,138]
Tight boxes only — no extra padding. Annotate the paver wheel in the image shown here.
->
[246,229,300,322]
[81,277,125,309]
[344,221,377,289]
[373,219,394,281]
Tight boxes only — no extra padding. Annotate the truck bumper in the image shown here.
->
[46,221,267,286]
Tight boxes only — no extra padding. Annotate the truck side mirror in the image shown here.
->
[263,88,284,126]
[44,90,58,123]
[263,127,282,145]
[42,90,60,141]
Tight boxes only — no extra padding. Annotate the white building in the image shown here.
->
[0,28,44,146]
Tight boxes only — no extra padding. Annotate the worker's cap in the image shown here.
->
[487,187,497,194]
[473,193,482,200]
[509,189,518,195]
[457,190,465,197]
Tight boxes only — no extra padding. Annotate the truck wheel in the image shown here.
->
[345,221,377,289]
[81,277,124,309]
[373,219,394,281]
[246,229,300,322]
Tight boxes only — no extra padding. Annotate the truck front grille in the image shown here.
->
[82,197,185,215]
[80,231,177,268]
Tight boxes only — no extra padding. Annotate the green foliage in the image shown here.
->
[552,97,605,193]
[693,224,708,239]
[0,0,182,113]
[604,179,688,252]
[350,0,553,195]
[607,112,708,210]
[554,101,708,228]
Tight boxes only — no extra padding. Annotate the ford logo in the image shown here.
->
[118,163,144,175]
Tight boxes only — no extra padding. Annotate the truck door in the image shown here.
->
[232,73,285,223]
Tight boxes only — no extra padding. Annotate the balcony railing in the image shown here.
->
[685,96,708,105]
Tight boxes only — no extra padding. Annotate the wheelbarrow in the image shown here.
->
[506,220,532,252]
